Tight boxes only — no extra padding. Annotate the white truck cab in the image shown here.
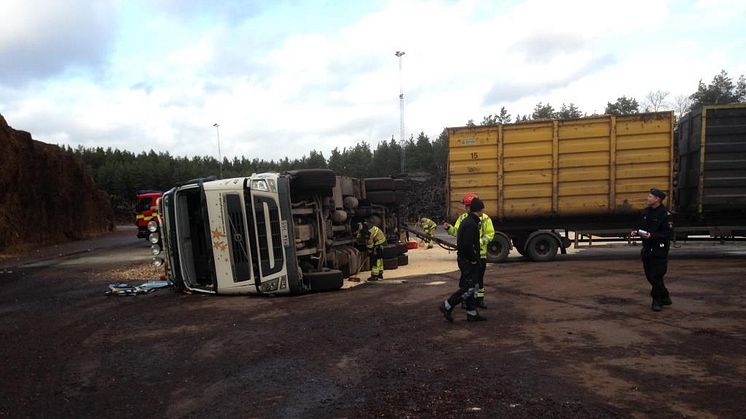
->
[155,170,403,295]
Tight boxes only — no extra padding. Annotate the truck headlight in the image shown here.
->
[151,244,162,255]
[147,220,159,232]
[251,179,269,192]
[259,278,279,292]
[148,232,160,244]
[152,257,164,267]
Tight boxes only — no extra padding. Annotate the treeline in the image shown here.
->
[68,131,448,218]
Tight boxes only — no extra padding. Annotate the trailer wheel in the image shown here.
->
[526,233,559,262]
[486,233,511,263]
[305,269,344,292]
[383,257,399,270]
[287,169,337,190]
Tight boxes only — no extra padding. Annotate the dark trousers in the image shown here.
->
[447,259,479,311]
[477,258,486,300]
[642,255,669,303]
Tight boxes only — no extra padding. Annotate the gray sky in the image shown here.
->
[1,0,745,161]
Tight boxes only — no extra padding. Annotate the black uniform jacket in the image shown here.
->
[457,212,481,263]
[637,204,672,258]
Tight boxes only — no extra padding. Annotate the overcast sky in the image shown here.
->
[1,0,745,161]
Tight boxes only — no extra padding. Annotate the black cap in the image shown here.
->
[470,197,485,212]
[650,188,666,200]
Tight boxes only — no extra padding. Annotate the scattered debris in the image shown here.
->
[106,280,171,296]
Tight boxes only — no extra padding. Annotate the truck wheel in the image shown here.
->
[364,177,395,191]
[397,254,409,266]
[486,233,510,263]
[526,233,559,262]
[397,242,408,254]
[287,169,336,190]
[305,269,344,292]
[382,244,400,259]
[383,257,399,270]
[393,179,409,191]
[395,190,407,205]
[366,190,397,204]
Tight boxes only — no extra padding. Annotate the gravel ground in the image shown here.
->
[1,229,744,418]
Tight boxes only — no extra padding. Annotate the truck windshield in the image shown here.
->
[174,187,215,289]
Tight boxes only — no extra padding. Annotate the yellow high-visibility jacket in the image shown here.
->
[447,213,494,258]
[419,217,437,231]
[363,225,386,249]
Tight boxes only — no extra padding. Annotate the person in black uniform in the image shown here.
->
[439,198,487,322]
[632,188,673,312]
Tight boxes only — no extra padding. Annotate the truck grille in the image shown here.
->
[254,196,284,276]
[225,194,250,282]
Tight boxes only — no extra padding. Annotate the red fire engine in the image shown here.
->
[135,190,162,239]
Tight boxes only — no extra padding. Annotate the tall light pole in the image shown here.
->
[213,123,223,178]
[395,50,405,174]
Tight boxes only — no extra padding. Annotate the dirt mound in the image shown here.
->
[0,114,114,251]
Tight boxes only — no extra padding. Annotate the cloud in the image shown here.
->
[483,53,617,105]
[0,0,118,86]
[511,32,587,64]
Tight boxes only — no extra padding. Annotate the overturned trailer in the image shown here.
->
[153,170,406,295]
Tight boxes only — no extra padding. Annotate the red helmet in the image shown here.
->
[462,192,478,206]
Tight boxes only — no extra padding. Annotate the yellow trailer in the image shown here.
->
[447,112,675,261]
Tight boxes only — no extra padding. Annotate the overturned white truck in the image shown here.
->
[152,170,407,295]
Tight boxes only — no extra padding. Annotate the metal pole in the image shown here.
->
[213,123,223,178]
[395,50,405,174]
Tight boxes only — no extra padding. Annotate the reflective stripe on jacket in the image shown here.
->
[448,213,494,257]
[365,225,387,249]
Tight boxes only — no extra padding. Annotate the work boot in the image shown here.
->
[476,298,487,309]
[427,244,433,249]
[367,276,379,281]
[662,296,672,306]
[467,313,487,322]
[439,302,454,323]
[651,301,662,312]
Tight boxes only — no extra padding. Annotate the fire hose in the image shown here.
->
[400,224,458,251]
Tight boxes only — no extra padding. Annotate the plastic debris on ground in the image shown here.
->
[106,280,171,296]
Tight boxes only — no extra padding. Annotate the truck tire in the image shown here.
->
[395,190,407,205]
[287,169,336,190]
[393,178,408,191]
[397,242,408,254]
[397,254,409,266]
[364,177,395,191]
[305,269,344,292]
[486,233,511,263]
[382,244,400,259]
[383,257,399,270]
[526,233,559,262]
[366,190,397,205]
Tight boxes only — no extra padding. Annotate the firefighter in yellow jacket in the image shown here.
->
[443,192,495,308]
[418,217,438,249]
[355,222,387,281]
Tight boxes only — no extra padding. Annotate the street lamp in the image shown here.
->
[213,123,223,178]
[395,50,405,174]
